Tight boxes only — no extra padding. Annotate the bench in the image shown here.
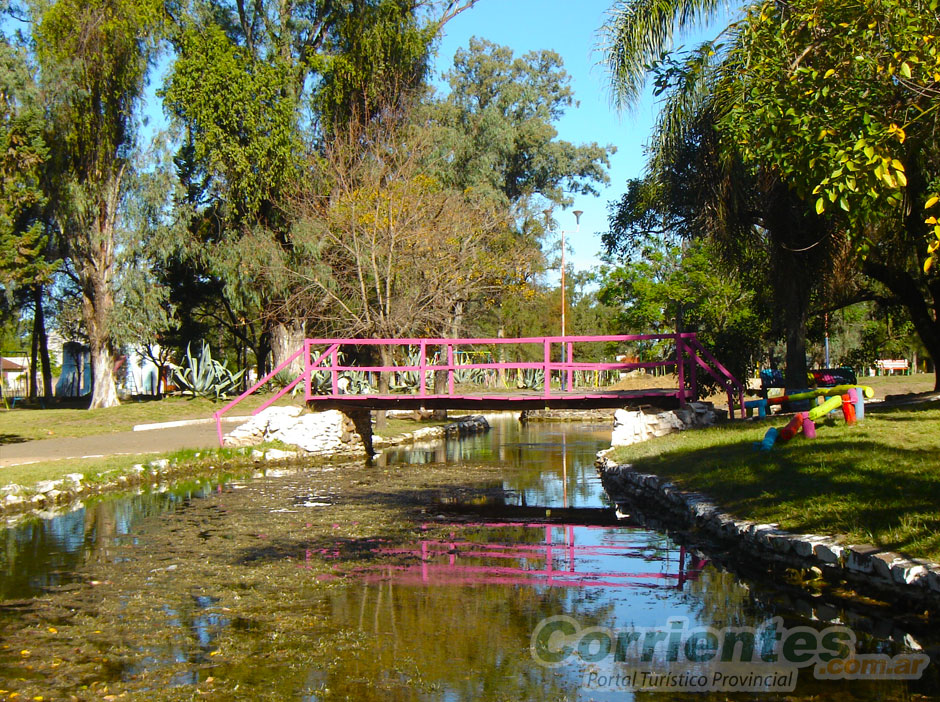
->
[875,359,909,375]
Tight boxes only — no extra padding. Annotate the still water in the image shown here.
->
[0,416,936,700]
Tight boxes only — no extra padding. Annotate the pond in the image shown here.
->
[0,416,936,700]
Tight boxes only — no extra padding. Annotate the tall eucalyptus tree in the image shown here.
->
[35,0,163,407]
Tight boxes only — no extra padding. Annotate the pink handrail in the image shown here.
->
[683,335,745,417]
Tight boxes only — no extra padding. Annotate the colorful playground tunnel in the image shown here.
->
[749,385,873,452]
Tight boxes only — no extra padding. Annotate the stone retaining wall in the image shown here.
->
[520,408,616,422]
[604,402,719,448]
[596,457,940,607]
[224,407,367,456]
[223,407,491,455]
[373,415,490,448]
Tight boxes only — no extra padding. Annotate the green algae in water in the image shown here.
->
[0,419,936,700]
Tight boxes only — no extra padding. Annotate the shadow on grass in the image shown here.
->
[864,407,940,423]
[0,433,28,445]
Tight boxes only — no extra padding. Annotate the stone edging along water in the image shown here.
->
[0,414,491,523]
[373,415,490,448]
[595,455,940,608]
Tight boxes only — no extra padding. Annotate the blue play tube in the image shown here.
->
[758,427,778,452]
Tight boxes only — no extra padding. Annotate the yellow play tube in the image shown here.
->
[807,395,843,422]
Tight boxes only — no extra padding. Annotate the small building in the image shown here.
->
[0,356,27,396]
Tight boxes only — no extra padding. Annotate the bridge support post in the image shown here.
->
[342,407,374,458]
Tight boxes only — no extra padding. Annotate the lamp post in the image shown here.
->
[561,210,583,339]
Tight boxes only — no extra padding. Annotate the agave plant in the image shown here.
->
[171,341,246,400]
[393,348,424,391]
[517,368,545,390]
[454,365,486,385]
[310,370,333,395]
[308,353,375,395]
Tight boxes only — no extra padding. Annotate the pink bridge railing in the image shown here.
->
[213,333,744,446]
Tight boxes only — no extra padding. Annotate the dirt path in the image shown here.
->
[0,422,232,467]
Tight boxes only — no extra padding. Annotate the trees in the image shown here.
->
[430,38,614,211]
[599,0,882,390]
[162,11,307,375]
[161,1,474,376]
[600,176,769,384]
[425,38,614,338]
[719,0,940,390]
[0,34,57,399]
[35,0,163,408]
[289,116,525,346]
[0,37,50,297]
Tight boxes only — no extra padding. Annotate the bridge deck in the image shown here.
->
[307,388,683,411]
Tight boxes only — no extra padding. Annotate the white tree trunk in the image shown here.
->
[89,339,118,408]
[85,278,120,409]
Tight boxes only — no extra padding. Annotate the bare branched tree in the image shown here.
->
[285,114,530,364]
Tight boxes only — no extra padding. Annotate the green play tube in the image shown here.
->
[807,394,843,421]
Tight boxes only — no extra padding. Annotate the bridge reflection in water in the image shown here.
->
[347,523,707,591]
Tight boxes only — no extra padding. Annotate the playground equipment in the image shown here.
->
[754,385,868,451]
[745,385,873,418]
[766,384,874,406]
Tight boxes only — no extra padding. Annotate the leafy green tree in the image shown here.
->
[0,38,51,297]
[291,115,525,347]
[430,37,614,211]
[161,0,468,375]
[312,0,436,132]
[161,11,305,374]
[35,0,163,408]
[718,0,940,389]
[0,33,58,399]
[598,236,767,386]
[425,38,614,339]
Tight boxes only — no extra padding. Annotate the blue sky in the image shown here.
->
[431,0,660,275]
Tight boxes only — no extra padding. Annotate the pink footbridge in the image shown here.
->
[214,333,744,446]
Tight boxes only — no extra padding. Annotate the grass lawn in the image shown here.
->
[0,446,253,489]
[607,402,940,562]
[0,393,305,443]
